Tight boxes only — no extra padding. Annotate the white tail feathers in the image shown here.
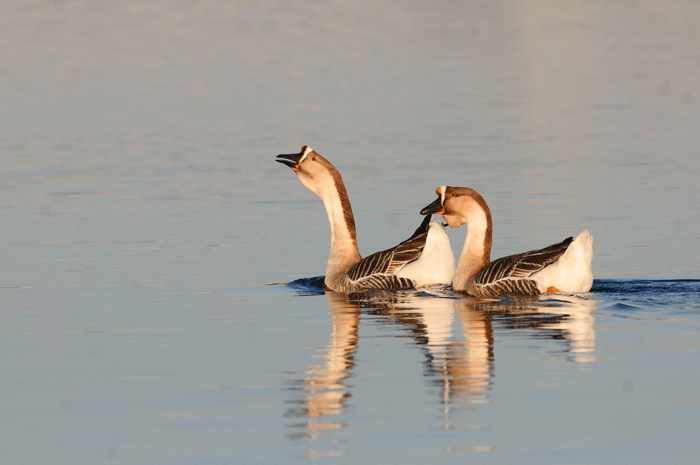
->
[532,230,594,293]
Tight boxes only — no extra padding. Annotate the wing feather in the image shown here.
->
[473,237,574,291]
[474,278,540,297]
[352,274,415,290]
[345,214,432,286]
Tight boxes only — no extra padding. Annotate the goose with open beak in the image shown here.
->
[276,146,455,292]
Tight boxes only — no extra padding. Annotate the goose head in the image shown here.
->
[420,186,491,229]
[276,146,338,196]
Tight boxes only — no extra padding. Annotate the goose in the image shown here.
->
[276,146,455,292]
[420,186,593,297]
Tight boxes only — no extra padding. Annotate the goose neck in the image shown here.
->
[453,208,492,290]
[316,175,361,279]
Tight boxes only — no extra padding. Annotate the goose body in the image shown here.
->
[277,146,455,292]
[421,186,593,297]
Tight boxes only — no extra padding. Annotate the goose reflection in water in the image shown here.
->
[285,292,360,440]
[284,287,596,442]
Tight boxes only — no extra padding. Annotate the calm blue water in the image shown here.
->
[2,1,700,464]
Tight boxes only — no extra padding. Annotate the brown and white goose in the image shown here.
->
[276,146,455,292]
[421,186,593,297]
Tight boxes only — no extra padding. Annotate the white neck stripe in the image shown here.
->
[299,146,313,165]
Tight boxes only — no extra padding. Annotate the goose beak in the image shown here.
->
[420,196,445,215]
[276,152,304,171]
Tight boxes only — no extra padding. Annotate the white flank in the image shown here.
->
[396,221,455,286]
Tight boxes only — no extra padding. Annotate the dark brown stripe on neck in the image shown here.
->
[333,172,358,243]
[314,152,359,245]
[468,188,493,264]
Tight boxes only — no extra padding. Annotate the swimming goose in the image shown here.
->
[420,186,593,297]
[276,146,455,292]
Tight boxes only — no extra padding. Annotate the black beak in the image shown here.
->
[420,196,445,215]
[276,151,304,171]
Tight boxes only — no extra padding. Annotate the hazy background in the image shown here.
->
[2,0,699,283]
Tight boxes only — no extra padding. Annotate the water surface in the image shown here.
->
[2,1,700,463]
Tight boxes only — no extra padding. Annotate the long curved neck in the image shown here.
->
[315,172,362,280]
[453,207,492,291]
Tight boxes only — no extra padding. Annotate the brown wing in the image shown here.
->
[344,214,432,288]
[472,237,573,296]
